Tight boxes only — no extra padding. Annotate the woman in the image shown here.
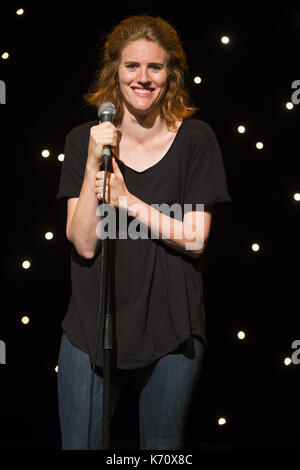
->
[56,15,231,450]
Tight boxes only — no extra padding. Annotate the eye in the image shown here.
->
[151,65,163,71]
[125,63,137,70]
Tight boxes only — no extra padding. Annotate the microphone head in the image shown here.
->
[97,102,116,122]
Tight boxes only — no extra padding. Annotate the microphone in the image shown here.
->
[98,101,116,123]
[97,102,116,163]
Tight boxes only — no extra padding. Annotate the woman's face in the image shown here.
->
[118,39,168,117]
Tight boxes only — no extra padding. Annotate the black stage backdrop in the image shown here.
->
[0,0,299,457]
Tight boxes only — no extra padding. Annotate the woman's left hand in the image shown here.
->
[95,157,130,208]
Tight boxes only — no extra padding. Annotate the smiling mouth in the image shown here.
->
[131,87,155,96]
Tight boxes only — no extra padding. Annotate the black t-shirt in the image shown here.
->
[56,117,231,369]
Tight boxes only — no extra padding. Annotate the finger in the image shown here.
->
[112,131,118,147]
[96,171,105,178]
[96,190,104,200]
[99,121,116,129]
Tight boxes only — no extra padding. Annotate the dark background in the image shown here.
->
[0,0,299,453]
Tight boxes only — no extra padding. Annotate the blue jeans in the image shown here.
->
[57,333,205,450]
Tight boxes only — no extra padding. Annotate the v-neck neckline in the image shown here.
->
[117,120,184,175]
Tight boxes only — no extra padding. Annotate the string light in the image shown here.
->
[16,8,24,15]
[45,232,54,240]
[194,76,202,84]
[22,260,31,269]
[218,417,227,426]
[21,316,30,325]
[237,331,246,340]
[41,149,50,158]
[221,36,230,45]
[251,243,260,252]
[293,193,300,201]
[285,102,294,110]
[284,357,292,366]
[1,52,9,60]
[58,153,64,162]
[256,142,264,149]
[55,365,58,373]
[237,125,246,134]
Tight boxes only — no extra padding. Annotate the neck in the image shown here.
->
[119,105,167,143]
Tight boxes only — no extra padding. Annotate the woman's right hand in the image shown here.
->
[87,121,118,168]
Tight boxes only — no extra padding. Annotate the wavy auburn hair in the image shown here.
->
[84,15,197,129]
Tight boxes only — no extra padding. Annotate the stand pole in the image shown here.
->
[101,151,114,450]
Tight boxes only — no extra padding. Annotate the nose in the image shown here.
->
[137,66,151,86]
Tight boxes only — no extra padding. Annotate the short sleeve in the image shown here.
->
[184,130,231,211]
[56,130,87,200]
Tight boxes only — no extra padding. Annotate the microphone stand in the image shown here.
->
[88,146,115,451]
[88,103,116,451]
[101,147,114,450]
